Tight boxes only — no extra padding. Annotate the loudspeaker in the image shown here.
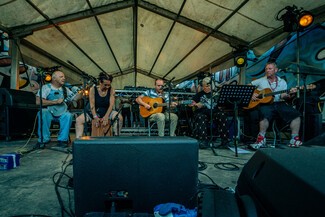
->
[236,140,325,217]
[73,136,198,217]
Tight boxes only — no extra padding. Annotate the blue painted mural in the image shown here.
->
[245,22,325,88]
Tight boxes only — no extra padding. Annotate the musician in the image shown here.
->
[35,70,73,148]
[75,72,123,138]
[120,97,132,127]
[136,79,178,136]
[190,77,229,149]
[249,61,302,149]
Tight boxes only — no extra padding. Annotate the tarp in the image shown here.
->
[0,0,324,90]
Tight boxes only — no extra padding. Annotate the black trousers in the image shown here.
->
[192,108,229,142]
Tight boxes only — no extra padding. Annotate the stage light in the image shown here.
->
[298,11,314,28]
[44,73,52,82]
[276,5,314,32]
[234,50,247,68]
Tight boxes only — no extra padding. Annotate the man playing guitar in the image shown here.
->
[35,70,74,148]
[136,79,178,136]
[249,61,303,150]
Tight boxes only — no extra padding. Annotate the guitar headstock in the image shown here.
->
[307,84,316,90]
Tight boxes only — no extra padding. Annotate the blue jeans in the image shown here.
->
[38,109,73,143]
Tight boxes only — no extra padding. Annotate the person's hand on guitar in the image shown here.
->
[190,102,204,109]
[144,103,151,110]
[54,98,64,105]
[251,92,260,101]
[281,87,297,100]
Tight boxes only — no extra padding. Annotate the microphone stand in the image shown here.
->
[208,73,217,156]
[165,77,175,136]
[67,60,96,137]
[35,69,45,149]
[105,106,122,136]
[82,75,90,136]
[290,70,325,142]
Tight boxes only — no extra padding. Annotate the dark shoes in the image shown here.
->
[34,140,51,149]
[57,141,68,148]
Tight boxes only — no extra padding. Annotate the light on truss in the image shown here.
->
[44,73,52,82]
[276,5,314,32]
[234,50,247,68]
[298,11,314,28]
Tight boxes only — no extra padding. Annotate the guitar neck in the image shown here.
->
[64,87,81,103]
[264,89,289,97]
[158,100,192,107]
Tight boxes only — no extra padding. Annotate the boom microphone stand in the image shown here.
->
[208,74,218,156]
[105,106,122,136]
[165,77,175,136]
[67,60,96,137]
[34,69,45,149]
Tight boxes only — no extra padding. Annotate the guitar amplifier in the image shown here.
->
[0,88,38,140]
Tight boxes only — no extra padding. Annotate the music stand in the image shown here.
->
[217,85,255,157]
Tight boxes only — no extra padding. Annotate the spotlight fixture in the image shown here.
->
[298,11,314,28]
[276,5,314,32]
[234,50,247,68]
[44,73,52,82]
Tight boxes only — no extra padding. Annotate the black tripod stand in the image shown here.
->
[217,85,255,157]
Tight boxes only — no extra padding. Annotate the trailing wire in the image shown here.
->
[52,153,75,217]
[214,162,240,171]
[15,113,38,155]
[198,161,207,171]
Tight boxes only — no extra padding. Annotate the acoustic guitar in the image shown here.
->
[244,84,316,110]
[139,96,192,118]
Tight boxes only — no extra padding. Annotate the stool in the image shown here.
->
[271,119,290,146]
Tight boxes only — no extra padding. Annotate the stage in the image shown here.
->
[0,132,324,216]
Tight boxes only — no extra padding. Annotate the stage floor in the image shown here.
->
[0,132,319,217]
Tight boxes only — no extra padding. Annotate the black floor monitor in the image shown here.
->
[73,136,198,217]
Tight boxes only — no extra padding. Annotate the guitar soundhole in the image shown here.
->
[152,103,158,108]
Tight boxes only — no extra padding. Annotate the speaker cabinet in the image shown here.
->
[73,136,198,217]
[236,141,325,217]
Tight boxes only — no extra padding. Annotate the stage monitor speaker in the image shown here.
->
[73,136,198,217]
[236,140,325,217]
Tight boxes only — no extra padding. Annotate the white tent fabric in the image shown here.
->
[0,0,324,89]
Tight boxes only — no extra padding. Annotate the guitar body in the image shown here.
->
[244,88,274,109]
[48,103,68,117]
[139,96,164,118]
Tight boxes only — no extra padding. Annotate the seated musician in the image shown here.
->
[190,77,229,149]
[136,79,178,136]
[75,72,123,138]
[248,61,302,150]
[35,70,74,148]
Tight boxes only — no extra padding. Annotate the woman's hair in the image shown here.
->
[202,77,215,89]
[98,72,113,82]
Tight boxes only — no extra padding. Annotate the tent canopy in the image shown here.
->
[1,0,325,89]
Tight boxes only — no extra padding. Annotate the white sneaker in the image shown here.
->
[288,136,303,148]
[249,135,266,150]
